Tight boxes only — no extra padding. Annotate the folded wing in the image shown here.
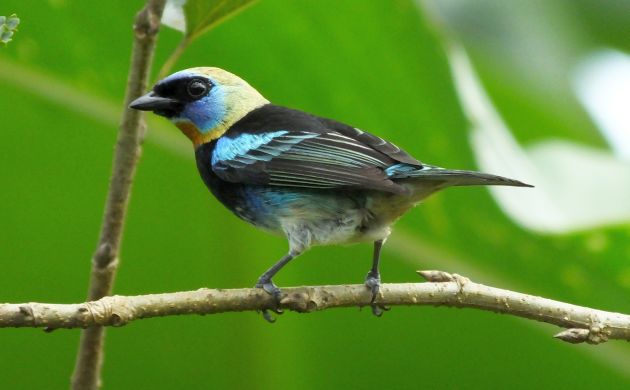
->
[211,130,416,193]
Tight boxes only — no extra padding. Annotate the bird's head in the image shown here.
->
[129,67,269,147]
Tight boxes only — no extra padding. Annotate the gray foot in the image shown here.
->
[365,271,389,317]
[255,278,283,323]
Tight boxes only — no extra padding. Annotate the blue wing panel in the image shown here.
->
[211,131,406,193]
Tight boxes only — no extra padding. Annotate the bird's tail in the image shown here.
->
[387,164,533,188]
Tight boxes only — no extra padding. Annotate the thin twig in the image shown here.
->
[5,271,630,345]
[71,1,167,389]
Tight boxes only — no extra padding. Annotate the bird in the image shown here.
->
[129,67,532,321]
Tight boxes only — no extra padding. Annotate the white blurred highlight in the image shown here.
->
[447,44,630,233]
[162,0,187,33]
[573,50,630,160]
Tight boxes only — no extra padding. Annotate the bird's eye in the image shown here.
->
[187,79,208,98]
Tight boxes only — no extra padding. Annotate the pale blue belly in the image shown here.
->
[230,186,410,249]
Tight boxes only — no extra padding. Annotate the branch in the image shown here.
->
[4,271,630,345]
[71,1,166,389]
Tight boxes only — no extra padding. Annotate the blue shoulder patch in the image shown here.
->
[212,131,288,165]
[212,131,319,167]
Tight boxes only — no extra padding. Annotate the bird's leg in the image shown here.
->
[365,240,383,299]
[365,239,389,317]
[255,251,299,323]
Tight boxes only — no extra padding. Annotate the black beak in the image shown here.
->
[129,92,180,111]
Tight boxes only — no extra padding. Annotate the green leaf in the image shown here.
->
[183,0,257,40]
[157,0,258,78]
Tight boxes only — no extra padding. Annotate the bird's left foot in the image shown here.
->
[365,271,389,317]
[255,278,283,323]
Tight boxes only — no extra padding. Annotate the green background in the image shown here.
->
[1,0,629,388]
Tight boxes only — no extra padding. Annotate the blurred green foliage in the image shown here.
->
[0,0,629,389]
[183,0,257,40]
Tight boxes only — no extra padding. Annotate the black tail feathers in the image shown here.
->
[391,164,533,188]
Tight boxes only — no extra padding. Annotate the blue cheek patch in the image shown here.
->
[182,87,226,133]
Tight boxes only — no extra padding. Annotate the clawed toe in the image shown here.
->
[256,280,282,299]
[365,271,381,302]
[370,303,390,317]
[365,271,388,317]
[261,308,282,323]
[255,279,283,323]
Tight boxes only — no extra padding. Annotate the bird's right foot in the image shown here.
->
[255,277,283,323]
[365,271,389,317]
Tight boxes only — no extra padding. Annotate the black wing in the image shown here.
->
[210,105,422,194]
